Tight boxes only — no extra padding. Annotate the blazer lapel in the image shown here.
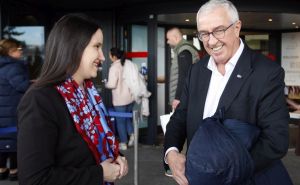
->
[218,45,253,111]
[196,57,211,119]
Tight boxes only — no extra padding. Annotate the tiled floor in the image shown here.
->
[0,146,299,185]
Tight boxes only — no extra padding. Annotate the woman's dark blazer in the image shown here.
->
[164,44,290,173]
[17,86,103,185]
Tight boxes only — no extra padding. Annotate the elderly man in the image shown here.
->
[164,0,291,185]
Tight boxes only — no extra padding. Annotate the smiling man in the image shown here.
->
[163,0,292,185]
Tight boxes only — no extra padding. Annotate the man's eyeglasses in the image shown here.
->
[197,23,235,42]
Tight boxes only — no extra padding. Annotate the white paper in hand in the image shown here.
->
[160,112,174,134]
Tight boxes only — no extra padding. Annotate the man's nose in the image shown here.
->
[207,33,218,45]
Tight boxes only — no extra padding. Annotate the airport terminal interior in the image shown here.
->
[1,0,300,184]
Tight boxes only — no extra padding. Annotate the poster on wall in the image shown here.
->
[282,32,300,86]
[282,32,300,100]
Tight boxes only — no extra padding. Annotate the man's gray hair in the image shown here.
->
[196,0,239,24]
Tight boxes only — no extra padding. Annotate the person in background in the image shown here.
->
[287,98,300,112]
[105,48,135,151]
[167,27,199,111]
[165,27,199,177]
[164,0,290,184]
[285,86,300,112]
[17,14,128,185]
[0,38,30,181]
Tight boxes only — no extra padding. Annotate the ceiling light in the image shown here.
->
[185,19,190,22]
[292,22,296,25]
[268,18,272,22]
[296,26,299,29]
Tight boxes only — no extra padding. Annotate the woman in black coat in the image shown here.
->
[17,14,128,185]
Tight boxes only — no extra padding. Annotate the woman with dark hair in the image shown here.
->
[0,38,29,181]
[17,14,128,185]
[105,48,135,151]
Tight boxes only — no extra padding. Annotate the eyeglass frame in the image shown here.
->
[10,47,23,53]
[197,22,235,42]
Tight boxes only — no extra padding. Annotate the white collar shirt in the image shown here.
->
[203,39,244,119]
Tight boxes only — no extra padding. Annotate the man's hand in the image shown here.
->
[172,99,180,110]
[100,158,121,182]
[166,150,188,185]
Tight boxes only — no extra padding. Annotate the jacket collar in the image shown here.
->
[174,39,190,52]
[196,55,212,120]
[217,44,253,111]
[0,56,26,67]
[197,43,253,115]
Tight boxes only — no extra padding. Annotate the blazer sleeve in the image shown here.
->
[164,66,191,153]
[251,67,289,172]
[17,88,103,185]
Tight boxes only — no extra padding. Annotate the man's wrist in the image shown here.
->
[165,147,179,164]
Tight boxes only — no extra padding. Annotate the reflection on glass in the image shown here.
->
[3,26,45,79]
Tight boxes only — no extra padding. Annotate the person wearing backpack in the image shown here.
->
[105,48,135,151]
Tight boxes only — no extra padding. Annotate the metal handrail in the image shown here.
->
[108,109,140,185]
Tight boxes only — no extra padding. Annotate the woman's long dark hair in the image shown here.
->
[34,13,101,87]
[110,47,126,66]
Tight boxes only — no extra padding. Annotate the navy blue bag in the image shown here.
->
[185,109,293,185]
[254,160,293,185]
[186,112,259,185]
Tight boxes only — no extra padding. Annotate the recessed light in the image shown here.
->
[185,19,190,22]
[268,18,272,22]
[292,22,296,25]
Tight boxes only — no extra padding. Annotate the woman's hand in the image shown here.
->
[101,158,121,182]
[115,156,128,179]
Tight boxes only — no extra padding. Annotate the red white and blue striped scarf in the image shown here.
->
[56,78,118,185]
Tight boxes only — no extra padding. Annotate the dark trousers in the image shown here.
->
[0,152,17,169]
[163,105,173,172]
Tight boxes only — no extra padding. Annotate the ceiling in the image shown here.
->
[7,0,300,31]
[158,12,300,31]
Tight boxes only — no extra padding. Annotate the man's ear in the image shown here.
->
[234,20,242,37]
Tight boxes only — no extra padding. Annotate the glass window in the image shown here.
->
[245,34,269,56]
[3,26,45,79]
